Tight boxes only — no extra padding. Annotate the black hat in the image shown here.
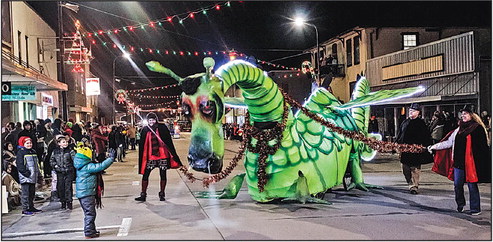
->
[44,118,52,124]
[146,112,158,121]
[460,104,474,113]
[409,103,421,111]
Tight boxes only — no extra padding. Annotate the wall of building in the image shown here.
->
[11,2,58,80]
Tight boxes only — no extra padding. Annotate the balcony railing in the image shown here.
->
[319,64,345,77]
[1,49,44,75]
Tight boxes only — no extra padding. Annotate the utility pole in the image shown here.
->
[57,1,68,120]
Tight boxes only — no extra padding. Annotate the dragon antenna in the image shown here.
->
[203,57,215,76]
[145,61,184,83]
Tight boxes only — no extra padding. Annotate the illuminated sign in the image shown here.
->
[86,78,100,96]
[41,93,53,106]
[1,85,36,101]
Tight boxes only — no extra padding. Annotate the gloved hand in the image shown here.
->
[427,145,433,154]
[108,148,116,160]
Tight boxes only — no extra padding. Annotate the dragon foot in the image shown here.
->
[347,182,383,191]
[192,173,246,199]
[281,196,332,205]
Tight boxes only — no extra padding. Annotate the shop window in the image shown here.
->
[346,39,352,67]
[402,33,418,50]
[354,37,360,65]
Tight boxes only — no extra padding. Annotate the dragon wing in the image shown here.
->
[336,86,425,110]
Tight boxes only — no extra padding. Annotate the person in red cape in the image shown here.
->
[135,112,182,202]
[428,105,491,215]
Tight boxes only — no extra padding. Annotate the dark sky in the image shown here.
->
[26,1,491,113]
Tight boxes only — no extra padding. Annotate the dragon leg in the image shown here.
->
[346,152,383,191]
[282,171,332,205]
[193,173,246,199]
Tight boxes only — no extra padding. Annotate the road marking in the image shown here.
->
[132,181,140,185]
[2,225,120,238]
[117,218,132,236]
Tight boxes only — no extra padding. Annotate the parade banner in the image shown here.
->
[86,78,100,96]
[1,85,36,101]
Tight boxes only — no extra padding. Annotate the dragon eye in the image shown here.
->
[199,100,215,117]
[182,103,192,118]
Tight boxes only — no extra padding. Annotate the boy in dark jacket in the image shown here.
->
[50,135,76,210]
[16,136,43,215]
[74,146,115,239]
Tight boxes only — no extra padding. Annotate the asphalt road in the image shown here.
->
[1,133,491,240]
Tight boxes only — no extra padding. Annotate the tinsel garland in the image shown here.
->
[279,89,426,153]
[244,99,289,192]
[178,127,250,187]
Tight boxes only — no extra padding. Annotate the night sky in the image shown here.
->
[26,1,491,115]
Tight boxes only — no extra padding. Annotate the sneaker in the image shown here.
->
[471,211,482,216]
[29,208,43,213]
[22,211,34,216]
[457,207,464,213]
[410,189,418,195]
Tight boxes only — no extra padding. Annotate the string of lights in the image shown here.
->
[127,84,179,93]
[78,1,235,38]
[132,100,179,107]
[128,93,181,99]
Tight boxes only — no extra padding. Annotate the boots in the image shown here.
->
[61,202,66,209]
[158,192,165,201]
[135,180,149,202]
[159,180,166,201]
[50,191,59,202]
[135,192,147,201]
[67,202,73,210]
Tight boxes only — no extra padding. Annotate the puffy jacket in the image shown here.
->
[73,153,113,198]
[16,147,40,184]
[50,147,76,173]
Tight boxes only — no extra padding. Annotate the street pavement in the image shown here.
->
[1,132,491,240]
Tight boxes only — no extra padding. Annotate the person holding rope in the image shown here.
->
[396,103,433,195]
[135,112,182,202]
[428,105,490,215]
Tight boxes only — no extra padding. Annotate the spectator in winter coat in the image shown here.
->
[429,106,491,215]
[127,125,137,150]
[71,122,83,142]
[18,121,38,153]
[396,103,433,195]
[50,136,76,210]
[52,119,62,136]
[91,124,108,163]
[16,136,43,215]
[3,142,19,183]
[64,122,74,137]
[74,146,115,239]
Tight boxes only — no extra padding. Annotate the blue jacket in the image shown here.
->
[16,147,40,184]
[73,153,113,198]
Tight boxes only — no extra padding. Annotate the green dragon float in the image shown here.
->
[145,58,423,203]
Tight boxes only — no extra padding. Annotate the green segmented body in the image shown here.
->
[216,62,362,202]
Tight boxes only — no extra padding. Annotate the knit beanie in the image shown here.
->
[75,146,92,160]
[18,136,32,147]
[66,122,73,128]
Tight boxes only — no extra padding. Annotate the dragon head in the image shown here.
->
[146,58,225,174]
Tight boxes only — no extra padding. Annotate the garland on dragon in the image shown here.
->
[145,57,426,204]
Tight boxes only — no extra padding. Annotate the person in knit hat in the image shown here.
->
[16,136,43,215]
[73,145,115,239]
[64,122,74,137]
[135,112,182,202]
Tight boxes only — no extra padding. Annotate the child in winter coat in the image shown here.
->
[16,136,42,215]
[50,135,76,210]
[74,146,115,239]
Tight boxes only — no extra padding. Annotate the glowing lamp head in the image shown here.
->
[294,17,306,27]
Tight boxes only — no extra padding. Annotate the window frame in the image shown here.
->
[346,39,352,67]
[402,32,419,50]
[354,37,360,65]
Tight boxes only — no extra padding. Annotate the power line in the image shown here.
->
[268,52,310,63]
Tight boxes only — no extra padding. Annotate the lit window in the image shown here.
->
[403,34,418,50]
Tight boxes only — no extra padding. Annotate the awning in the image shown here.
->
[2,51,68,91]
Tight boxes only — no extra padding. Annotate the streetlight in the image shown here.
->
[112,52,131,124]
[293,16,320,85]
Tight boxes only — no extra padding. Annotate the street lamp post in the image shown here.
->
[294,17,320,85]
[112,52,131,124]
